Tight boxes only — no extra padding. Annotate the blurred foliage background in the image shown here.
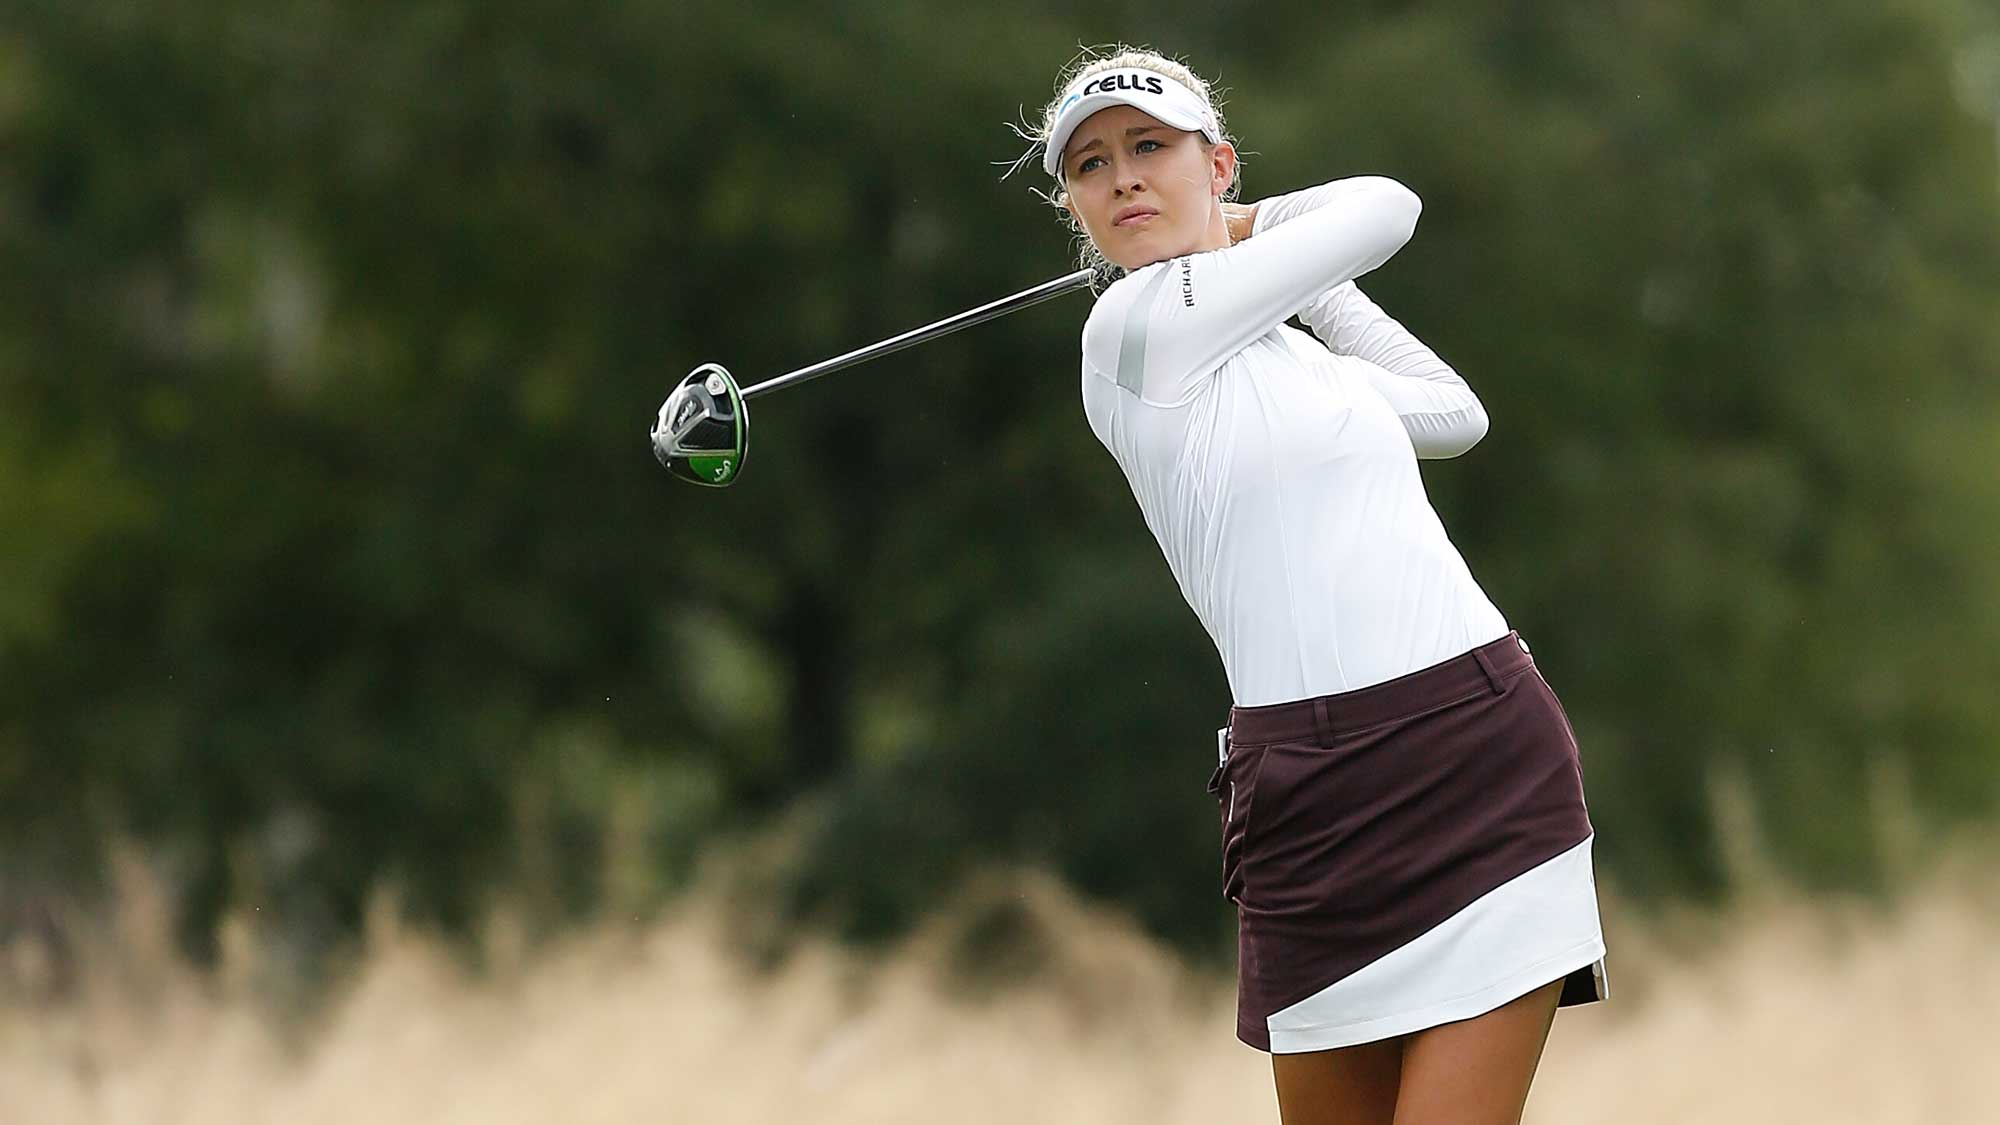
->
[2,0,1998,973]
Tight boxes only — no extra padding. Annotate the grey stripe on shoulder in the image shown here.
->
[1116,263,1176,396]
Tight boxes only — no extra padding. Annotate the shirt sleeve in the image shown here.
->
[1081,176,1421,407]
[1296,282,1488,459]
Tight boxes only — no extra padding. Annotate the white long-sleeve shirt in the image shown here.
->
[1079,177,1510,706]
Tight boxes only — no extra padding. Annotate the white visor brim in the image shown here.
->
[1043,70,1220,178]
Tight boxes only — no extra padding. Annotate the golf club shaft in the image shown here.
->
[740,267,1096,401]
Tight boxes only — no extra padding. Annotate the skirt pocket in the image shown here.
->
[1209,743,1265,904]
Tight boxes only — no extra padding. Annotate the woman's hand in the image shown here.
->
[1223,201,1260,244]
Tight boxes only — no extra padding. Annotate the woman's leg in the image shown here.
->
[1389,979,1564,1125]
[1270,1036,1404,1125]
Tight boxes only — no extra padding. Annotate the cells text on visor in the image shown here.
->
[1080,73,1168,97]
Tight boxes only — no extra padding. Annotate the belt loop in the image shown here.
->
[1312,698,1335,746]
[1472,645,1506,695]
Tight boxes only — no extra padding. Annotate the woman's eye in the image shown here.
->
[1078,155,1105,173]
[1136,139,1162,153]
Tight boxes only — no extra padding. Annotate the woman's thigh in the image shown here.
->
[1391,979,1564,1125]
[1270,1036,1404,1125]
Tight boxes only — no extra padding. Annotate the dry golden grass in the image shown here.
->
[3,857,1997,1124]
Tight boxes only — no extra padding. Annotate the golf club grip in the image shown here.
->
[739,268,1095,401]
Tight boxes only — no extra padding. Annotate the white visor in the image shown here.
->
[1043,69,1222,178]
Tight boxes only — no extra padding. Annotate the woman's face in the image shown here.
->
[1060,103,1234,271]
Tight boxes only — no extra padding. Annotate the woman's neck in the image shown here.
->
[1189,202,1234,253]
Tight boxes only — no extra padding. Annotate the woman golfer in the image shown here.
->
[1025,48,1608,1125]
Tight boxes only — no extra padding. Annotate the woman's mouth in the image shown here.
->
[1114,206,1160,228]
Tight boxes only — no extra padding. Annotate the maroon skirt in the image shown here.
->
[1209,631,1606,1052]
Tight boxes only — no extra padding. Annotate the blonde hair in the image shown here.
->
[1005,46,1242,284]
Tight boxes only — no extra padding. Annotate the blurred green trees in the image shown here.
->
[2,0,1997,965]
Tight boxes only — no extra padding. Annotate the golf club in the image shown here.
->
[651,267,1096,487]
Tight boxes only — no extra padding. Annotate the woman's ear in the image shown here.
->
[1211,142,1237,197]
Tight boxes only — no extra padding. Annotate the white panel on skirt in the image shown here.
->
[1265,834,1607,1053]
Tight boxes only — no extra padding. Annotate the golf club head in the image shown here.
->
[652,363,748,487]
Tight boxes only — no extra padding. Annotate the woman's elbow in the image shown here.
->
[1415,402,1488,459]
[1367,176,1423,243]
